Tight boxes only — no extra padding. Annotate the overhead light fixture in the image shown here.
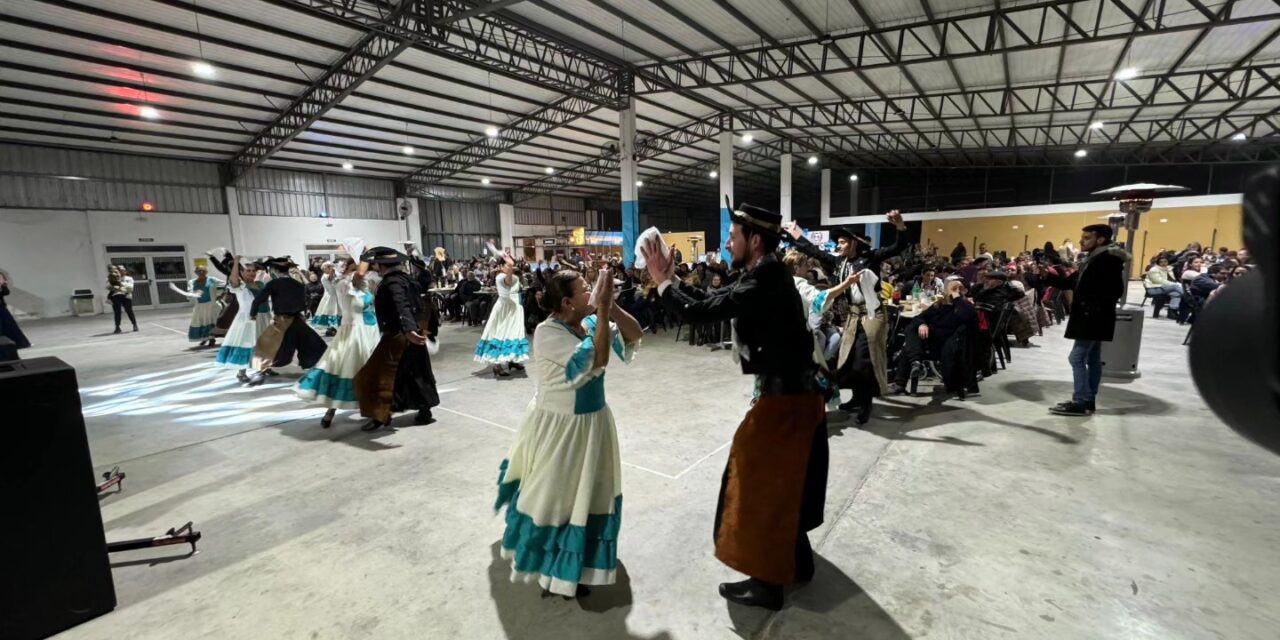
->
[937,228,943,232]
[709,170,718,178]
[740,133,753,144]
[1012,225,1019,229]
[1114,67,1139,81]
[139,105,160,119]
[1038,224,1045,228]
[191,61,215,78]
[635,180,643,187]
[848,174,858,182]
[1159,218,1169,223]
[1089,121,1105,130]
[1232,132,1247,141]
[544,167,554,174]
[402,145,415,155]
[341,161,354,170]
[1074,149,1088,158]
[481,177,491,185]
[484,126,499,137]
[807,156,818,165]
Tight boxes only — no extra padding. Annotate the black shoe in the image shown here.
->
[576,584,591,598]
[508,362,524,371]
[1050,401,1094,416]
[887,382,908,395]
[132,325,139,332]
[236,370,250,383]
[838,399,859,412]
[718,578,783,611]
[854,403,872,425]
[246,374,266,387]
[1051,399,1093,412]
[113,327,122,334]
[493,365,510,378]
[320,414,334,429]
[264,369,280,377]
[359,419,385,432]
[414,410,435,425]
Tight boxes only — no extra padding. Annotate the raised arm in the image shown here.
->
[784,223,841,272]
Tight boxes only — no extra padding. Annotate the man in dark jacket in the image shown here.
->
[642,204,826,612]
[247,257,327,386]
[1040,224,1129,416]
[352,247,439,431]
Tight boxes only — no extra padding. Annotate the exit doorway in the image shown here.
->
[105,245,191,310]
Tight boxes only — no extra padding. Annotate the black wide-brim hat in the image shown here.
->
[362,246,408,265]
[831,227,872,246]
[262,256,296,271]
[729,203,783,237]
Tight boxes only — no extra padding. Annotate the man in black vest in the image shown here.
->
[247,256,326,386]
[353,247,439,431]
[642,203,827,612]
[1039,224,1128,416]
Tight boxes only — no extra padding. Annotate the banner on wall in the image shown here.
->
[584,230,623,246]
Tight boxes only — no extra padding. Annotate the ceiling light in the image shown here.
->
[709,170,718,178]
[484,126,499,137]
[849,174,858,181]
[1232,132,1247,141]
[139,105,160,119]
[1074,149,1088,158]
[1159,218,1168,223]
[1038,224,1045,228]
[1089,121,1105,130]
[544,167,554,174]
[1012,225,1019,229]
[937,228,943,232]
[635,180,643,187]
[740,133,753,144]
[341,161,353,170]
[191,61,215,78]
[807,156,818,165]
[402,145,415,155]
[1114,67,1139,81]
[481,177,491,185]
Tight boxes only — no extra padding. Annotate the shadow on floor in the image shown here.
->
[470,366,529,381]
[828,392,1083,446]
[1000,379,1173,416]
[726,556,910,640]
[486,541,672,640]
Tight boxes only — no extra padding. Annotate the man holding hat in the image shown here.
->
[641,203,827,611]
[352,246,439,431]
[246,256,327,385]
[785,210,909,424]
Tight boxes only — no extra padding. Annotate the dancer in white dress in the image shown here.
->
[170,265,223,347]
[296,261,381,428]
[474,253,530,377]
[783,249,860,410]
[495,269,643,599]
[310,262,341,335]
[215,258,268,380]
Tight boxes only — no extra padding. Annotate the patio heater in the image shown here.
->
[1089,183,1189,378]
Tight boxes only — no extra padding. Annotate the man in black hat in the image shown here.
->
[641,203,827,612]
[246,256,327,385]
[352,246,439,431]
[785,211,909,424]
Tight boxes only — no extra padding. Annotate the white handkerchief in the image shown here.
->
[633,227,667,269]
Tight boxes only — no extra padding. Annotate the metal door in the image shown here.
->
[106,245,189,309]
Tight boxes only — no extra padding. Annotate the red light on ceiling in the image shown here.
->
[141,201,155,212]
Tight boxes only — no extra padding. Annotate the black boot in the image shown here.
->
[718,578,783,611]
[113,327,122,334]
[854,402,872,425]
[359,419,386,432]
[414,410,435,425]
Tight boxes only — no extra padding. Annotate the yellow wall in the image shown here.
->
[920,204,1243,278]
[661,232,707,263]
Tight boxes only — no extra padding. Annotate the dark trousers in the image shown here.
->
[893,331,928,386]
[110,295,136,329]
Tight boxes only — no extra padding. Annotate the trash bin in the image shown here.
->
[1101,304,1144,379]
[71,289,96,317]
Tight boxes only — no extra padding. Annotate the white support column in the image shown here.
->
[620,96,639,268]
[719,130,734,261]
[819,168,831,224]
[779,153,792,226]
[224,185,245,254]
[498,202,515,253]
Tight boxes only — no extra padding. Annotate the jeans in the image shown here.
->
[110,295,136,329]
[1068,340,1103,403]
[1146,283,1182,309]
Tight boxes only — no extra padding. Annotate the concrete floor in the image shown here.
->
[16,287,1280,639]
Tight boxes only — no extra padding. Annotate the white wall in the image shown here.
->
[0,209,97,317]
[0,208,409,318]
[237,216,406,259]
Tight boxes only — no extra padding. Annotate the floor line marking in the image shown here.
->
[674,439,733,479]
[149,322,186,336]
[435,406,679,480]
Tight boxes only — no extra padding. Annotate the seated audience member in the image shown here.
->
[890,280,978,396]
[958,256,986,288]
[454,270,484,326]
[1230,265,1250,281]
[1142,256,1182,317]
[972,270,1033,346]
[1189,264,1227,304]
[1178,255,1204,282]
[911,267,945,298]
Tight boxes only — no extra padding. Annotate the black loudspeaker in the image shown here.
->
[0,336,17,361]
[0,357,116,640]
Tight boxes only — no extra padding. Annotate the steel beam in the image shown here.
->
[636,0,1280,93]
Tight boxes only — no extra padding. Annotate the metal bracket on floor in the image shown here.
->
[97,466,125,496]
[107,521,203,555]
